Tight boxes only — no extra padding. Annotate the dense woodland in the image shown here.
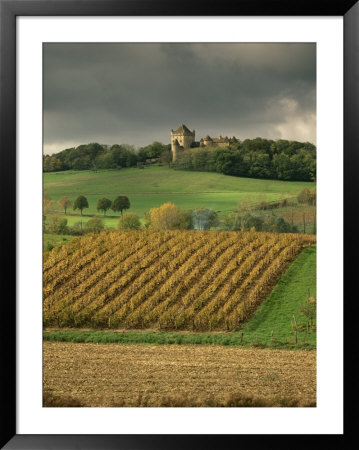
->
[173,138,316,181]
[43,138,316,182]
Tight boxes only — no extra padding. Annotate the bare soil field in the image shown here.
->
[43,342,316,407]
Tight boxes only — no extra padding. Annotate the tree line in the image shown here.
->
[52,194,131,216]
[43,193,134,238]
[43,142,171,172]
[173,137,316,182]
[43,137,315,182]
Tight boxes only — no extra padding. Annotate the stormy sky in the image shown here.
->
[43,43,316,154]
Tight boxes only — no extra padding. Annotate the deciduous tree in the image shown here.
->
[160,148,173,167]
[58,196,72,214]
[43,193,53,214]
[300,295,316,327]
[112,196,130,215]
[191,208,219,230]
[97,197,112,216]
[149,202,187,230]
[73,195,89,216]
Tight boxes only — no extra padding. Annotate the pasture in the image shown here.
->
[44,166,315,227]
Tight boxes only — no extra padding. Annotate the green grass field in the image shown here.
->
[241,244,316,346]
[43,245,316,349]
[44,166,315,227]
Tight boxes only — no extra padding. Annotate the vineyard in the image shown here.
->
[43,230,316,331]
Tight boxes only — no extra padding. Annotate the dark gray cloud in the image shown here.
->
[43,43,316,154]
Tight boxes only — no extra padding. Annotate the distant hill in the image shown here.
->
[43,137,316,182]
[43,142,137,171]
[43,141,170,172]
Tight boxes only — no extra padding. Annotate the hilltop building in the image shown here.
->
[171,124,239,161]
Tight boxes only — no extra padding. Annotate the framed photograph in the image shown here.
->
[1,0,356,448]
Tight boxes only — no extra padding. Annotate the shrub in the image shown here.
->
[223,212,264,232]
[298,188,316,205]
[118,212,141,230]
[68,221,84,235]
[258,201,280,210]
[45,242,54,252]
[263,215,296,233]
[84,216,104,233]
[300,296,316,327]
[46,215,68,234]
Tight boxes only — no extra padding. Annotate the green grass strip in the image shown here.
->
[43,328,314,350]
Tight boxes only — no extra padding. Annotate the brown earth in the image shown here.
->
[43,342,316,407]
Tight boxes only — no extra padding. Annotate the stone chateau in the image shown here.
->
[171,124,239,161]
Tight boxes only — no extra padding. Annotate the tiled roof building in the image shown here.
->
[171,124,239,161]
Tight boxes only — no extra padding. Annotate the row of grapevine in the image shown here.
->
[43,230,316,330]
[43,231,174,310]
[43,231,178,322]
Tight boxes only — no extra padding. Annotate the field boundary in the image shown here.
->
[43,329,315,350]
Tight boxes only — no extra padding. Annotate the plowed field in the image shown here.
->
[43,342,316,407]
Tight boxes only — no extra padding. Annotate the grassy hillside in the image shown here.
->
[43,229,315,331]
[44,167,315,228]
[241,245,316,344]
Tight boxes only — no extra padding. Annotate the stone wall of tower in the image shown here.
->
[171,133,184,147]
[171,127,195,161]
[171,132,195,150]
[182,133,195,149]
[171,140,181,161]
[171,134,180,162]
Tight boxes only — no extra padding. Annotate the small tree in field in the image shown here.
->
[73,195,89,216]
[191,208,219,230]
[43,193,53,214]
[300,295,316,328]
[112,196,130,215]
[118,212,141,230]
[97,197,112,216]
[149,202,187,230]
[58,196,72,214]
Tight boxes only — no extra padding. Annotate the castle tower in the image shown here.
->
[171,139,181,162]
[171,124,195,161]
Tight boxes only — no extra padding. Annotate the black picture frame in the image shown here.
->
[1,0,356,448]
